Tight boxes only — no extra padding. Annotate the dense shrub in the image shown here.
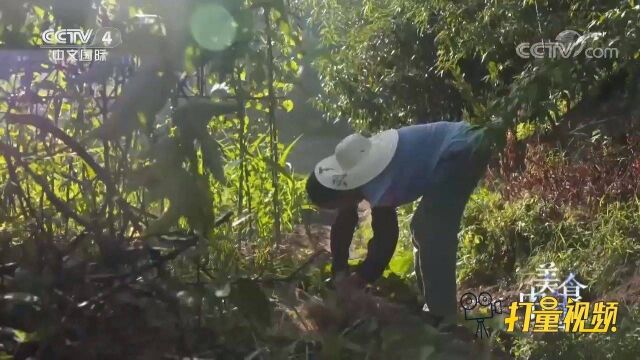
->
[459,189,553,287]
[491,137,640,211]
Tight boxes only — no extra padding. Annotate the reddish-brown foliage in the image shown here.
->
[488,135,640,211]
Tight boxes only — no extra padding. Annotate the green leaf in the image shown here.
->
[288,59,299,73]
[4,328,37,344]
[281,134,302,163]
[279,20,291,36]
[281,99,294,112]
[33,6,45,20]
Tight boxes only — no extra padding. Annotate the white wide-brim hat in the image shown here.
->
[314,129,399,190]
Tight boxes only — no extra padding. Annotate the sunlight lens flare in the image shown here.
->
[189,4,237,51]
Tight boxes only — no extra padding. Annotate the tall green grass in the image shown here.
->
[460,189,640,294]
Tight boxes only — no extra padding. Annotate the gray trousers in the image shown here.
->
[411,140,489,320]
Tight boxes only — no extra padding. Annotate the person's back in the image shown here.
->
[362,121,477,207]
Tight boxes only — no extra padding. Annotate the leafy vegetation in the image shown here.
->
[1,0,639,359]
[459,141,640,359]
[305,0,640,134]
[0,0,313,358]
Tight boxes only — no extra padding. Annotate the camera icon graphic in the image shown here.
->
[460,292,503,339]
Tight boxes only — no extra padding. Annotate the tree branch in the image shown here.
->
[0,141,93,229]
[5,113,115,193]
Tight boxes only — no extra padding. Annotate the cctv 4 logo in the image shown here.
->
[41,28,121,48]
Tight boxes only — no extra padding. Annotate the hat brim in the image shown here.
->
[315,129,399,190]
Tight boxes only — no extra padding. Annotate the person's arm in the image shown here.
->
[330,205,359,277]
[355,207,399,283]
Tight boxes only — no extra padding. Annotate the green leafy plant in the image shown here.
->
[0,0,309,358]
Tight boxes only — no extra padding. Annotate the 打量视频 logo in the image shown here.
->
[505,263,619,333]
[460,263,620,337]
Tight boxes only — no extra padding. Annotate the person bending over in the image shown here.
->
[306,120,495,325]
